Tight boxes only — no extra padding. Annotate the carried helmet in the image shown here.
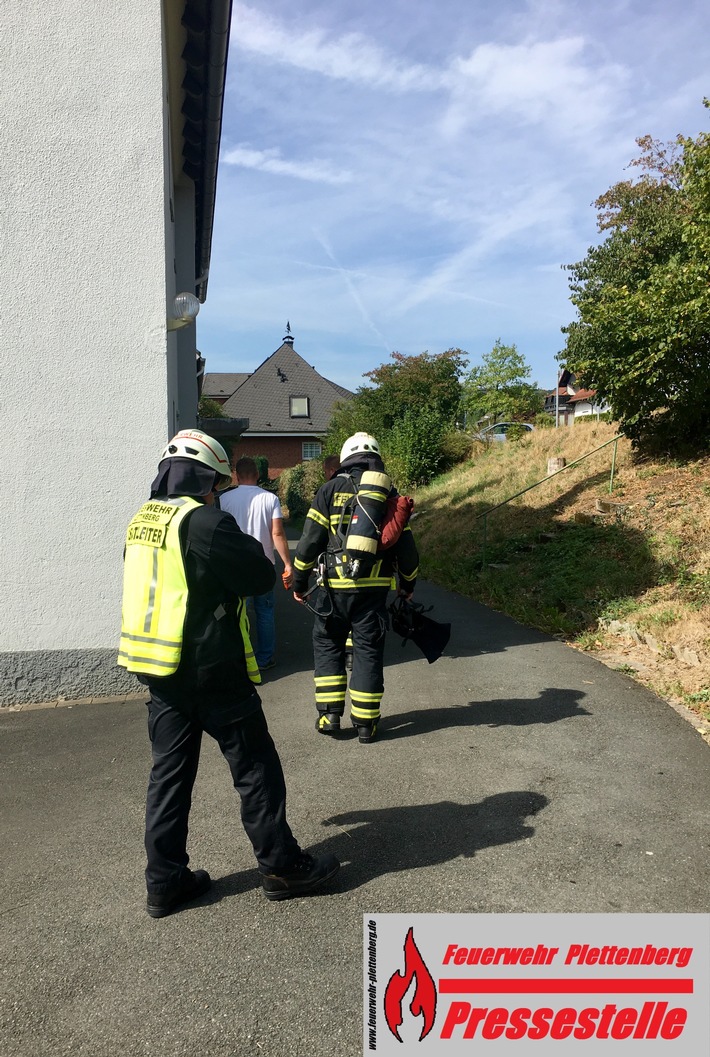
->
[339,432,380,464]
[160,429,232,490]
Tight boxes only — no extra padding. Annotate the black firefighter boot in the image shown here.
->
[352,718,378,744]
[315,711,342,736]
[146,869,212,919]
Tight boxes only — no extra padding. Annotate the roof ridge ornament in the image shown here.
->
[283,320,294,345]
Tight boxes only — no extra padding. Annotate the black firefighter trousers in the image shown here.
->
[144,687,300,894]
[312,587,388,731]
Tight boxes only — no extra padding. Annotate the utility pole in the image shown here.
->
[555,364,560,428]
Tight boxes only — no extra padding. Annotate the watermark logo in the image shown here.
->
[384,927,437,1043]
[364,914,709,1055]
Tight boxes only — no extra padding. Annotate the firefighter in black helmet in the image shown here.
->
[293,432,419,743]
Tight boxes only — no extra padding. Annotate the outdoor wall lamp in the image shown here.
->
[167,291,200,331]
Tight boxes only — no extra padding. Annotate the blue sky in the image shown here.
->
[198,0,710,395]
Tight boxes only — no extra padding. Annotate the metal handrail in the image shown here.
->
[476,434,622,570]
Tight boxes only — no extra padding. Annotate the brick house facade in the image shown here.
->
[229,435,322,477]
[206,331,352,478]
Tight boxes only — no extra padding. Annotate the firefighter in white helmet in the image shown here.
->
[118,429,339,916]
[293,432,419,743]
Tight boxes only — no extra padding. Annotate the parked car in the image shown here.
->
[475,422,535,443]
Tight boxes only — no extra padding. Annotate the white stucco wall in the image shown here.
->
[0,2,183,700]
[573,400,610,419]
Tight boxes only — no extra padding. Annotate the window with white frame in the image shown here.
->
[290,396,310,418]
[302,441,322,460]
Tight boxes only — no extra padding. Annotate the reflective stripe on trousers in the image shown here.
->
[312,589,387,724]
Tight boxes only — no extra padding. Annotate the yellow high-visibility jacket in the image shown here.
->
[118,497,197,677]
[118,497,261,684]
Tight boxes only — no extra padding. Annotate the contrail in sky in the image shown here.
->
[314,230,391,355]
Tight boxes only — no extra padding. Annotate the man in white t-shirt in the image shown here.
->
[219,457,293,670]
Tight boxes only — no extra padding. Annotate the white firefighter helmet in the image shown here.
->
[161,429,232,490]
[339,432,380,464]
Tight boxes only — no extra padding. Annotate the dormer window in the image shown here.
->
[290,396,309,418]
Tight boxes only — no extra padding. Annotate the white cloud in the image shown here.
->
[222,145,353,185]
[232,2,440,91]
[442,37,628,137]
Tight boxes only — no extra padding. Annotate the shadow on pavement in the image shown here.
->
[382,687,591,739]
[211,791,548,901]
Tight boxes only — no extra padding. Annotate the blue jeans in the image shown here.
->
[251,588,275,667]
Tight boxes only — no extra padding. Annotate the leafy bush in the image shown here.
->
[198,397,226,419]
[253,455,269,485]
[534,413,555,429]
[383,407,446,490]
[439,429,474,467]
[505,424,529,442]
[278,460,324,518]
[279,464,306,519]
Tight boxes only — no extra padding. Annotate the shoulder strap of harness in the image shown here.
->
[330,472,357,553]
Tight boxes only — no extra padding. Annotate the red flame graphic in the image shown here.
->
[384,927,437,1043]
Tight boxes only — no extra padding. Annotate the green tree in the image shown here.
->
[562,115,710,450]
[322,348,468,471]
[363,348,467,428]
[323,390,384,461]
[462,340,543,424]
[198,397,227,419]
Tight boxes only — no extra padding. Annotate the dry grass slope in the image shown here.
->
[414,421,710,724]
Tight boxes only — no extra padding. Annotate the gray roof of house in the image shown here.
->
[202,372,250,399]
[221,343,353,433]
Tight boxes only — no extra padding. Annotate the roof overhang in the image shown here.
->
[167,0,233,303]
[197,417,249,437]
[240,431,325,438]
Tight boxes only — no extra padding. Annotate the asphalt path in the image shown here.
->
[2,560,709,1056]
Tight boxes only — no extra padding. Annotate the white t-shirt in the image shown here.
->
[219,485,283,565]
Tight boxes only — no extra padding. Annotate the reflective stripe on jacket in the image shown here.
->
[293,465,419,594]
[237,598,262,685]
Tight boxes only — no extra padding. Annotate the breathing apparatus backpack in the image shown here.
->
[328,470,392,580]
